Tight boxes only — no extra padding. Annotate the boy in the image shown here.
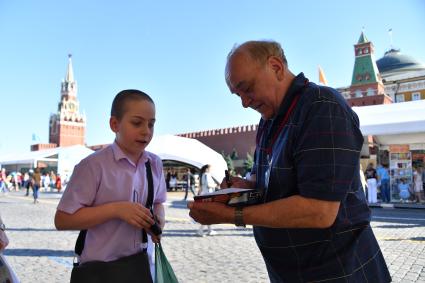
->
[54,89,166,282]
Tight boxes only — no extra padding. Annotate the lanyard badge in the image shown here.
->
[264,154,273,189]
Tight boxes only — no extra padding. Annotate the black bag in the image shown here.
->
[70,161,156,283]
[70,251,151,283]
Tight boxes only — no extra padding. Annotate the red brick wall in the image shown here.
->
[57,124,85,147]
[178,124,258,158]
[30,143,57,151]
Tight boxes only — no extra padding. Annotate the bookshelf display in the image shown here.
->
[389,152,412,201]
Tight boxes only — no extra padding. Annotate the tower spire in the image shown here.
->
[388,28,393,49]
[50,54,86,147]
[66,54,75,82]
[318,65,328,86]
[61,54,77,98]
[347,31,392,106]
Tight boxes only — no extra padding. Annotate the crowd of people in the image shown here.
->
[0,168,63,204]
[362,163,425,204]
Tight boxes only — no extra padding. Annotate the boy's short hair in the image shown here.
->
[111,89,154,120]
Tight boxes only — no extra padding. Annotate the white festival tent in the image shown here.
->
[146,134,228,182]
[352,99,425,148]
[0,135,228,183]
[0,144,94,179]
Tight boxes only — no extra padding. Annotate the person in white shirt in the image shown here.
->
[197,164,219,236]
[413,167,424,203]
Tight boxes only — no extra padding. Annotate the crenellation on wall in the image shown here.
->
[177,124,258,158]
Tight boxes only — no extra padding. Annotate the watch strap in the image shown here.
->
[234,206,245,227]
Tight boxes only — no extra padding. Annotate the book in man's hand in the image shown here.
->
[194,188,262,207]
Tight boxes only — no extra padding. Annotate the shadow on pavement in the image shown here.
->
[4,249,73,257]
[373,223,424,229]
[163,232,254,237]
[409,236,425,241]
[163,228,254,237]
[6,227,60,232]
[168,200,190,209]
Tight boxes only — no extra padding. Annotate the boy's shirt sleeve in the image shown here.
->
[57,159,99,214]
[153,158,167,204]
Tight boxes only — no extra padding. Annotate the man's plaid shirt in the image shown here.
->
[252,73,391,282]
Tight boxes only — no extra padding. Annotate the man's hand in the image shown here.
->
[220,176,255,189]
[0,230,9,251]
[187,201,233,225]
[117,202,155,229]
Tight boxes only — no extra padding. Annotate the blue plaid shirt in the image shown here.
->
[252,73,390,282]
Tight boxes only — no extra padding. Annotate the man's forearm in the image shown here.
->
[243,195,340,228]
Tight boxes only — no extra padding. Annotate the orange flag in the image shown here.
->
[318,65,328,86]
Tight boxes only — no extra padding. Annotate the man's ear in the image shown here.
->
[109,116,119,133]
[268,56,285,81]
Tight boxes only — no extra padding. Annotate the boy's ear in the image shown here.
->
[109,116,119,133]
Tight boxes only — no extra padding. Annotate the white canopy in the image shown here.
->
[0,145,94,178]
[0,136,227,182]
[353,100,425,146]
[147,134,228,182]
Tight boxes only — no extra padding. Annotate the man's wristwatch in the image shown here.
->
[234,207,246,227]
[0,223,5,231]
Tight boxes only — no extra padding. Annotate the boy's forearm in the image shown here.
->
[153,203,165,228]
[55,202,122,230]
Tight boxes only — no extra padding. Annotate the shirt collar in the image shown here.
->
[111,141,150,166]
[276,72,308,117]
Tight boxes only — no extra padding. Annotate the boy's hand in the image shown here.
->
[117,202,155,229]
[147,215,164,243]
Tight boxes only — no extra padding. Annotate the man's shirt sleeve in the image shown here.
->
[293,99,363,201]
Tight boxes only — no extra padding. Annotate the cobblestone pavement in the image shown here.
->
[1,191,425,282]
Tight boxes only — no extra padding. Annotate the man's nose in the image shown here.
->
[240,94,252,108]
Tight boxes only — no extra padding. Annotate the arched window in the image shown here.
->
[367,88,375,96]
[364,73,371,80]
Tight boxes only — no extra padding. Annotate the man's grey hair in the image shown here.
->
[225,40,288,86]
[226,40,288,67]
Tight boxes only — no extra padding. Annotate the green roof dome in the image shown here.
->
[376,49,425,74]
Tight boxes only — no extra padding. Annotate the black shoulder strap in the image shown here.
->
[74,160,154,264]
[142,160,154,243]
[145,160,154,210]
[74,229,87,260]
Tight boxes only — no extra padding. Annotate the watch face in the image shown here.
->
[0,223,5,231]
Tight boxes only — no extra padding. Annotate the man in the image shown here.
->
[188,40,390,282]
[183,168,196,200]
[365,163,378,204]
[377,164,391,203]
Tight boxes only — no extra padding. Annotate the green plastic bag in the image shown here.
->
[155,243,179,283]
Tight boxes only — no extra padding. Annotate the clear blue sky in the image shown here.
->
[0,0,424,155]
